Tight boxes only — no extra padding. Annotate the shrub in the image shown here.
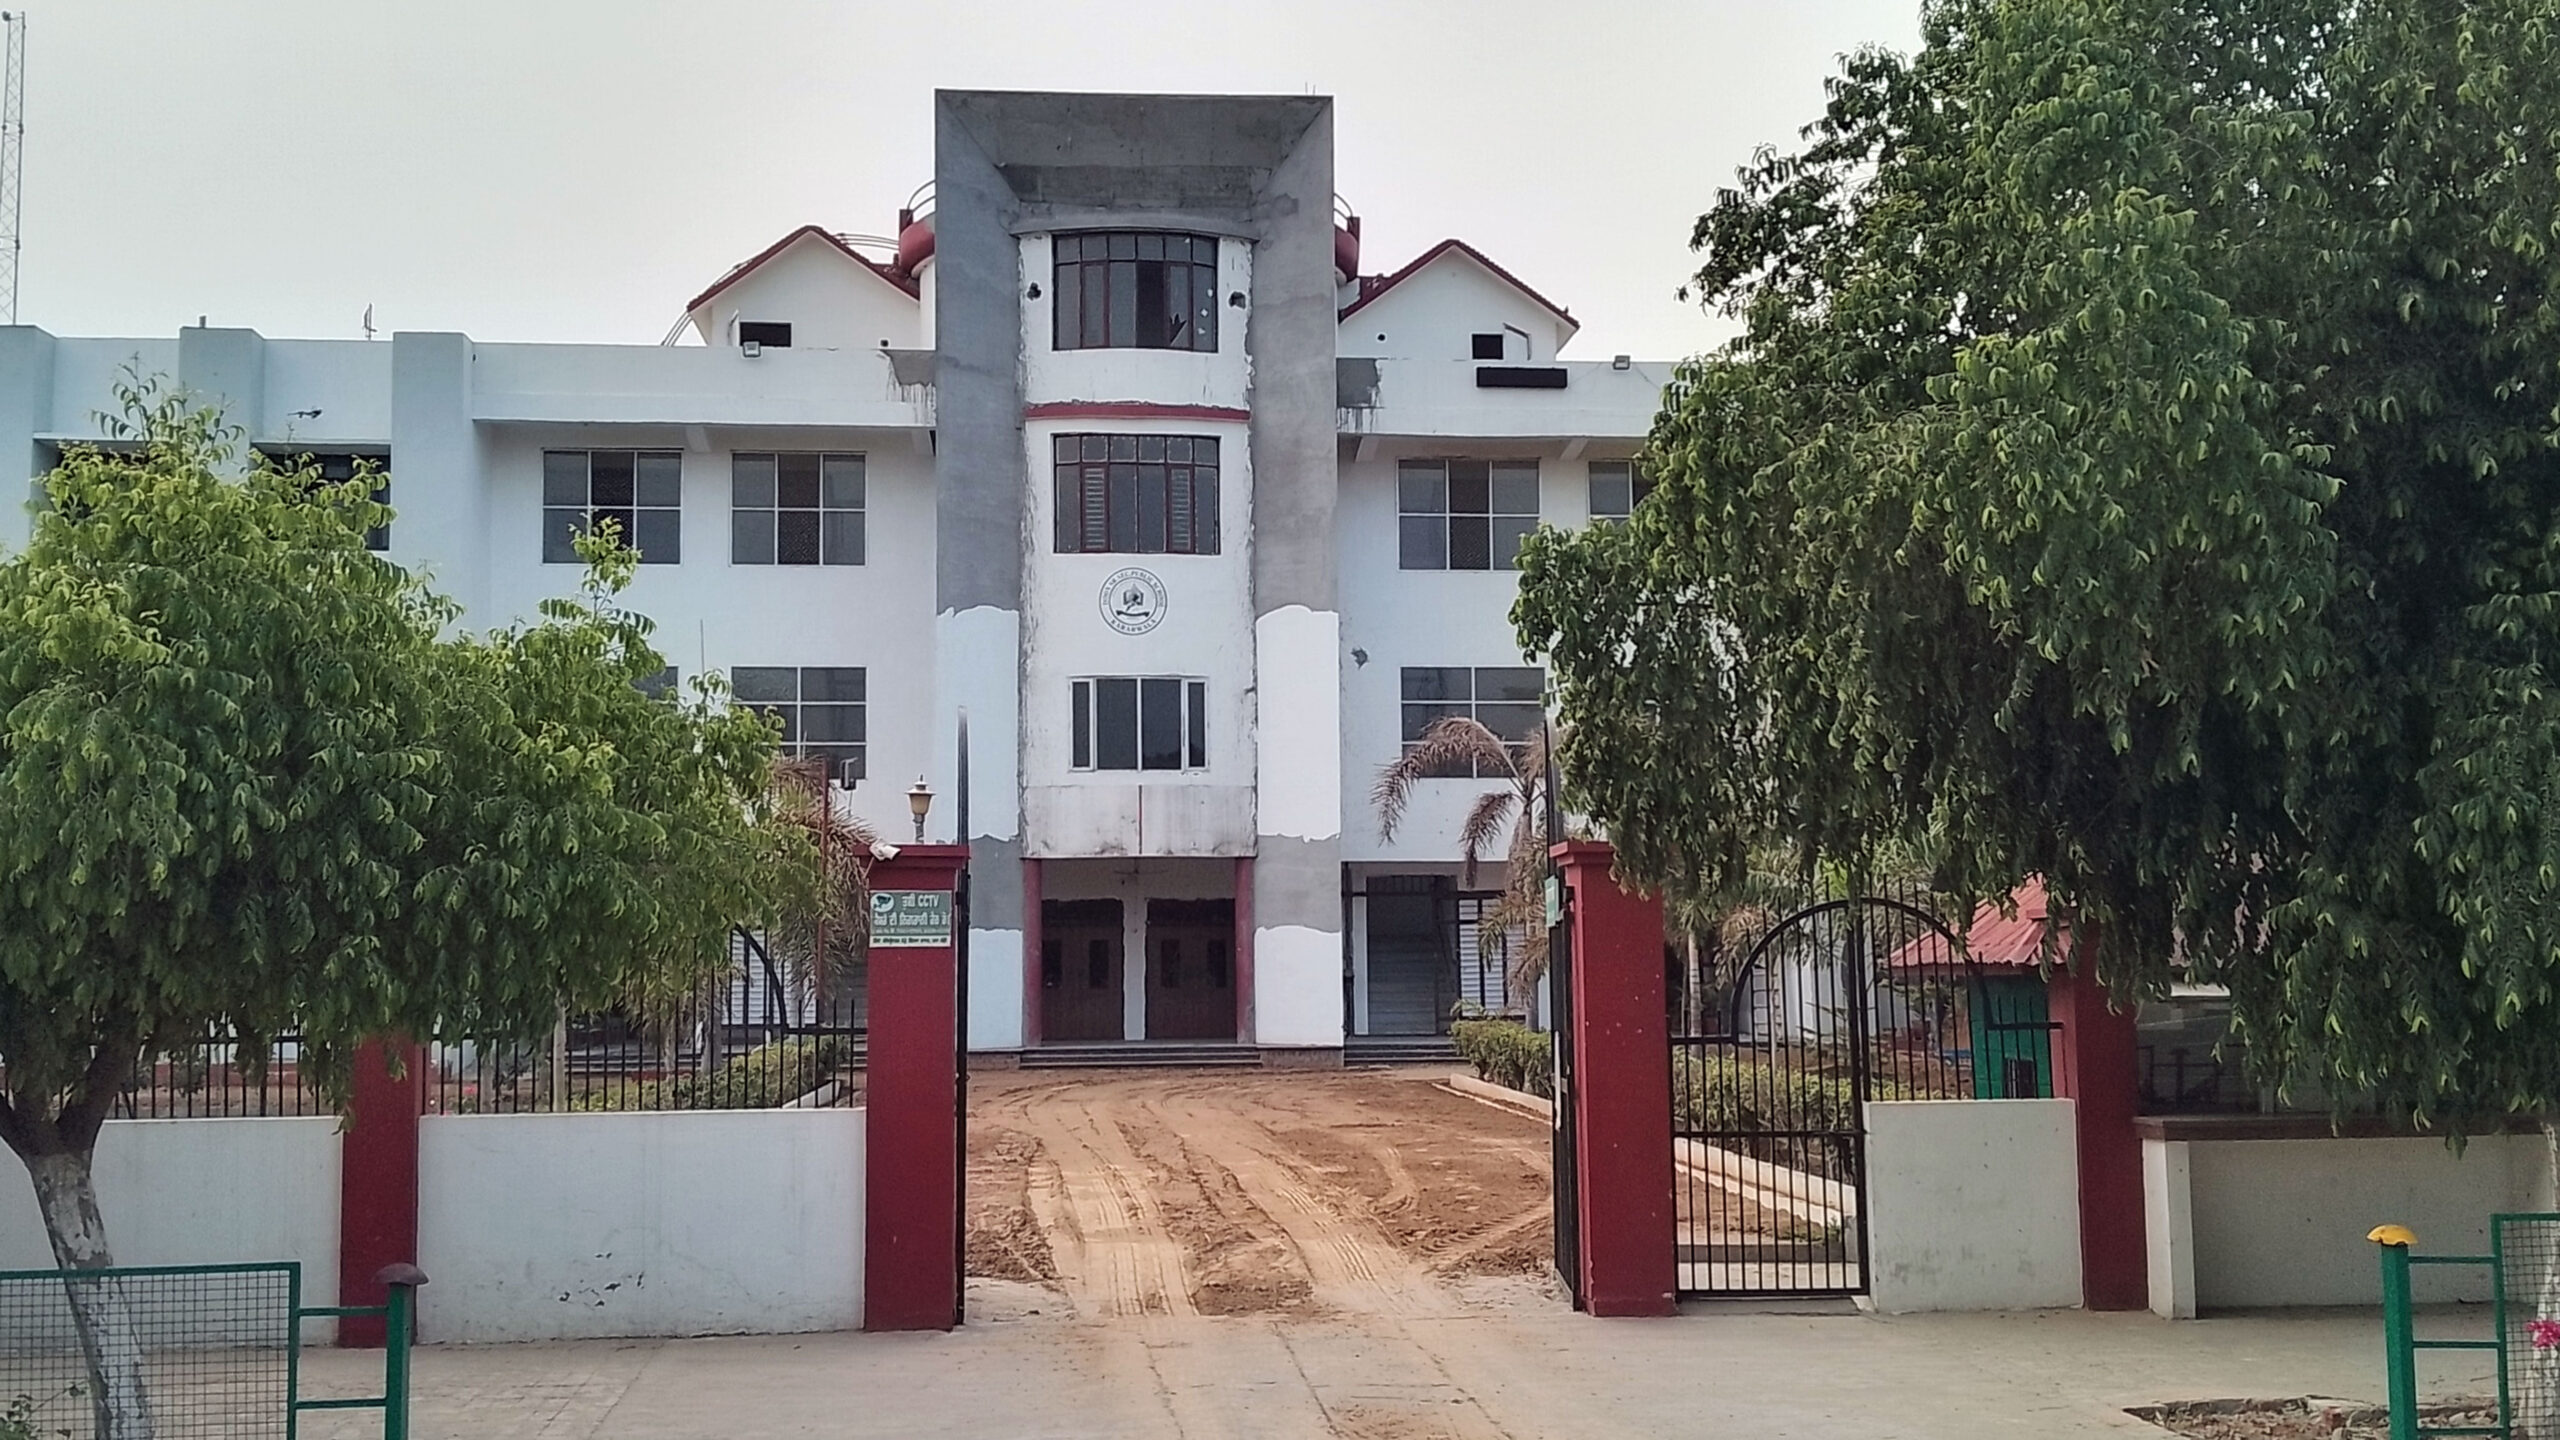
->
[1673,1051,1904,1180]
[694,1035,847,1109]
[568,1035,849,1112]
[1451,1018,1553,1100]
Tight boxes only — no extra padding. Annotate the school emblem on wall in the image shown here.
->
[1100,567,1169,635]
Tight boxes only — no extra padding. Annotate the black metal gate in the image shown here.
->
[1543,739,1583,1308]
[1670,888,2031,1298]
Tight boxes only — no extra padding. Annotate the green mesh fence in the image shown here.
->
[0,1263,295,1439]
[2503,1214,2560,1440]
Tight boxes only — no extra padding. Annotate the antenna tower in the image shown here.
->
[0,13,23,325]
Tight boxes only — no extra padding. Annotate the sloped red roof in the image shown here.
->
[1887,878,2060,970]
[1338,237,1578,333]
[685,224,919,314]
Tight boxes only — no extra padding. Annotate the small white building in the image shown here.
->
[0,90,1666,1063]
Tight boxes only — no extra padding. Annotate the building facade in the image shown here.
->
[0,91,1667,1061]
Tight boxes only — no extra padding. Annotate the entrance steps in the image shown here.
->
[1344,1035,1459,1066]
[1019,1042,1260,1071]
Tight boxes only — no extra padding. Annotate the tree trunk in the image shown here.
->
[26,1150,155,1440]
[2530,1121,2560,1440]
[1685,933,1706,1038]
[547,1007,568,1108]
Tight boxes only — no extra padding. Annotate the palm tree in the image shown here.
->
[759,756,883,1026]
[1371,717,1553,1003]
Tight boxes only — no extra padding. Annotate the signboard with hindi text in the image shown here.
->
[870,889,955,948]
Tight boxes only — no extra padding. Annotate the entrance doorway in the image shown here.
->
[1144,899,1235,1040]
[1040,899,1124,1042]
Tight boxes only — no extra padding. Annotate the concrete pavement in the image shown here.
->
[287,1279,2496,1439]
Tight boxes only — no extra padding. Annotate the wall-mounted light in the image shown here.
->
[907,776,935,843]
[1611,354,1631,371]
[742,340,764,358]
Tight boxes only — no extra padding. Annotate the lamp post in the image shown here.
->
[907,776,934,844]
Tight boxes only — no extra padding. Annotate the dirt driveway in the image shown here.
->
[967,1067,1553,1321]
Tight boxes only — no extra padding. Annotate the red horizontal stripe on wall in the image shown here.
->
[1024,401,1250,423]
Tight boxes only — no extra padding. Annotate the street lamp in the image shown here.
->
[907,776,934,843]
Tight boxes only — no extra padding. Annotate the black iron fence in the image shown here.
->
[118,1036,322,1121]
[428,930,863,1114]
[114,930,865,1120]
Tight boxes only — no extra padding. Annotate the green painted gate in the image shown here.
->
[0,1259,419,1438]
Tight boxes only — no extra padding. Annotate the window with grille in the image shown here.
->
[544,450,681,564]
[1052,231,1220,352]
[1071,677,1209,772]
[1398,459,1539,570]
[731,666,866,781]
[731,453,864,565]
[1052,434,1221,554]
[1400,666,1545,776]
[1587,460,1655,524]
[264,450,390,551]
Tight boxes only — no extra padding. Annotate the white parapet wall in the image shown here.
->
[416,1107,864,1343]
[2143,1128,2555,1316]
[1863,1099,2083,1314]
[0,1117,342,1338]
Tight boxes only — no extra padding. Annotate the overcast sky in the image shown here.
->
[31,2,1920,361]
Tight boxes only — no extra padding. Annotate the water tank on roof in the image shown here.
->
[1334,215,1360,282]
[895,210,936,277]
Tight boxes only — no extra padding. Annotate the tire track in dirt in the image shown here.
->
[1426,1203,1550,1272]
[1018,1088,1199,1318]
[1151,1089,1443,1318]
[973,1069,1555,1317]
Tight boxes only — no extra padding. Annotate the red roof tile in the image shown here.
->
[1886,878,2063,970]
[685,224,918,315]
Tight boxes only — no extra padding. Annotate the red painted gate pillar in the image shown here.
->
[864,844,969,1332]
[2050,964,2146,1310]
[1553,840,1677,1317]
[339,1036,426,1347]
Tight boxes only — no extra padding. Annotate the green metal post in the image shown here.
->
[382,1279,414,1440]
[2377,1231,2420,1440]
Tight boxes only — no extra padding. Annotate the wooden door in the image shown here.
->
[1145,900,1236,1041]
[1040,899,1125,1042]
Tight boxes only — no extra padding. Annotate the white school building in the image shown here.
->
[0,90,1665,1063]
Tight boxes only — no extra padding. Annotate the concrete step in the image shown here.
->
[1019,1043,1260,1070]
[1344,1035,1459,1065]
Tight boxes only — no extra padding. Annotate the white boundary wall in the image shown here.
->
[1863,1099,2082,1313]
[2144,1133,2554,1317]
[0,1118,341,1337]
[416,1108,864,1342]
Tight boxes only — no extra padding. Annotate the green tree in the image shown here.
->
[0,386,800,1437]
[1516,0,2560,1129]
[1371,716,1552,1001]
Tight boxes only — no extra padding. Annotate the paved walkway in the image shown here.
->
[292,1284,2495,1439]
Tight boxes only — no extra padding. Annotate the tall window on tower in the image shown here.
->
[1053,434,1221,554]
[1053,232,1220,352]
